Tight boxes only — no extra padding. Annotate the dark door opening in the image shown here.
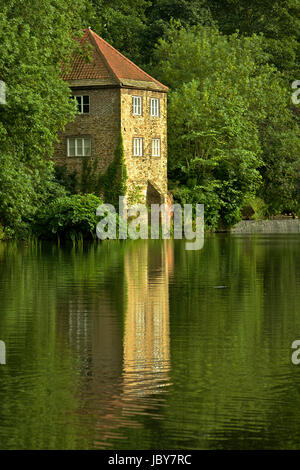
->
[146,181,163,206]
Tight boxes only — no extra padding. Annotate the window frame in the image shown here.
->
[67,137,92,157]
[132,95,143,116]
[74,95,90,114]
[150,98,160,117]
[133,137,143,157]
[151,138,161,157]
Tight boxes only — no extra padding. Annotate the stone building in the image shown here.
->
[53,28,168,204]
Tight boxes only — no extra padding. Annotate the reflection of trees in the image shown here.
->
[1,235,300,449]
[0,243,127,449]
[163,235,300,449]
[0,244,87,449]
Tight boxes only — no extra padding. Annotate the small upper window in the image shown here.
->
[150,98,160,117]
[132,96,142,116]
[67,137,91,157]
[75,95,90,114]
[152,138,161,157]
[133,137,143,156]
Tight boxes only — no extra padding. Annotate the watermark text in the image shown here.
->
[96,197,204,251]
[0,340,6,365]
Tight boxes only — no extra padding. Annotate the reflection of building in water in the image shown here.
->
[64,241,173,447]
[67,292,123,388]
[66,289,126,447]
[123,241,172,397]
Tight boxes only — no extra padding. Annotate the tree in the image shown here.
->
[153,24,300,225]
[208,0,300,81]
[0,0,85,235]
[142,0,213,64]
[85,0,150,64]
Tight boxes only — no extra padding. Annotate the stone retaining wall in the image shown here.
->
[231,219,300,233]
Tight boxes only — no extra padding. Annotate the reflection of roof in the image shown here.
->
[64,28,168,92]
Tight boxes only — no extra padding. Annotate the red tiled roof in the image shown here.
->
[64,29,111,80]
[64,28,168,91]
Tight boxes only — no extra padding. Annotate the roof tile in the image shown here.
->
[64,29,168,91]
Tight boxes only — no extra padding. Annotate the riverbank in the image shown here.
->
[2,213,300,242]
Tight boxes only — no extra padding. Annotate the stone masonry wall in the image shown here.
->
[53,86,168,203]
[53,87,120,179]
[231,219,300,233]
[120,88,168,203]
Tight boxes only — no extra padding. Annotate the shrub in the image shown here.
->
[241,197,268,220]
[33,194,103,241]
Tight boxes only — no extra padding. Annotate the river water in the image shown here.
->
[0,235,300,449]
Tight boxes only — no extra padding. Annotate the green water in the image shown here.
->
[0,235,300,450]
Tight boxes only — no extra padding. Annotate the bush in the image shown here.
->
[241,197,268,220]
[33,194,103,241]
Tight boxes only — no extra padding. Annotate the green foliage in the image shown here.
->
[54,164,78,194]
[142,1,214,65]
[0,151,67,236]
[85,0,150,64]
[171,183,221,229]
[259,127,300,215]
[33,194,103,241]
[84,0,213,65]
[84,0,300,79]
[54,159,105,196]
[80,158,103,194]
[209,0,300,80]
[153,24,300,227]
[0,0,86,236]
[241,197,268,220]
[80,0,300,225]
[127,185,144,206]
[0,0,83,165]
[100,133,127,208]
[1,0,299,235]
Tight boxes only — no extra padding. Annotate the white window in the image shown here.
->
[132,96,142,115]
[150,98,160,117]
[75,95,90,114]
[133,138,143,156]
[152,138,161,157]
[67,137,91,157]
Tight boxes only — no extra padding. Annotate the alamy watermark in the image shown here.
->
[0,80,6,105]
[291,340,300,365]
[96,197,204,251]
[0,340,6,365]
[292,80,300,105]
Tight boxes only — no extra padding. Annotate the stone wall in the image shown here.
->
[53,86,168,203]
[120,88,168,203]
[53,87,121,178]
[231,219,300,233]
